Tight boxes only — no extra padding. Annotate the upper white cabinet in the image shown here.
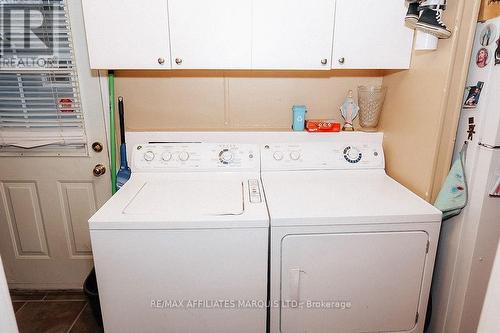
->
[81,0,171,69]
[81,0,414,70]
[252,0,336,70]
[168,0,252,69]
[332,0,414,69]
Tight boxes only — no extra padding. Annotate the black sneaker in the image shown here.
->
[416,6,452,39]
[405,1,420,29]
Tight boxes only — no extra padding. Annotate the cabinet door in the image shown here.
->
[332,0,413,69]
[280,231,428,333]
[168,0,252,69]
[252,0,335,70]
[81,0,171,69]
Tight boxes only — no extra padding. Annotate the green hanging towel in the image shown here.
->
[434,142,469,220]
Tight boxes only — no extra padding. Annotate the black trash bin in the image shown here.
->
[84,268,103,327]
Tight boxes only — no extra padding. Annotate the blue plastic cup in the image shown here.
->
[292,105,307,131]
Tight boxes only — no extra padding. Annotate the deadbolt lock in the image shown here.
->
[92,142,103,153]
[93,164,106,177]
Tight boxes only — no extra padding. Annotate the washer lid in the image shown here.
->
[89,173,268,230]
[123,179,244,216]
[261,170,442,226]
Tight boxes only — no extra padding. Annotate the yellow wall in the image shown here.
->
[379,0,480,202]
[114,70,382,131]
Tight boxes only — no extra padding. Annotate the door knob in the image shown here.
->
[91,142,103,153]
[321,59,328,65]
[93,164,106,177]
[158,57,165,65]
[338,57,345,64]
[175,58,182,65]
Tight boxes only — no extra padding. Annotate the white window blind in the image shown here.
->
[0,0,86,154]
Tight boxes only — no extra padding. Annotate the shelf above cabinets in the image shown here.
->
[81,0,414,70]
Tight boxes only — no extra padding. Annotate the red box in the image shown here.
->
[306,120,341,132]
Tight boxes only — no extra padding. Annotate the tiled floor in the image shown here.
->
[10,290,103,333]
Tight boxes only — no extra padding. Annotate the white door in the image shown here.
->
[168,0,252,69]
[81,0,171,69]
[0,0,111,289]
[280,232,428,333]
[252,0,335,70]
[332,0,414,69]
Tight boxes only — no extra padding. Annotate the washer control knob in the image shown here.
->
[178,151,190,161]
[273,151,284,161]
[161,152,172,161]
[219,149,234,164]
[143,151,155,161]
[289,151,301,161]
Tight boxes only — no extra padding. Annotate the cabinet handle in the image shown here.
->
[338,57,345,64]
[175,58,183,65]
[158,57,165,65]
[321,59,328,65]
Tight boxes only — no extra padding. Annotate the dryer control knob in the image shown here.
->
[273,151,284,161]
[347,147,361,160]
[143,151,155,161]
[289,151,301,161]
[343,146,362,163]
[161,152,172,161]
[178,151,190,161]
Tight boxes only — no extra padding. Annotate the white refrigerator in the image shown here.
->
[431,15,500,333]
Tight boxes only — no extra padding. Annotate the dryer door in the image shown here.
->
[280,231,428,333]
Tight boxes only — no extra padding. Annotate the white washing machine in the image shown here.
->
[261,133,442,333]
[89,142,268,333]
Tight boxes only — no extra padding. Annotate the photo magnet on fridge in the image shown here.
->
[463,81,485,109]
[477,48,490,68]
[480,24,497,47]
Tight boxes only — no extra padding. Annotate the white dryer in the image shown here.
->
[261,133,442,333]
[89,143,268,333]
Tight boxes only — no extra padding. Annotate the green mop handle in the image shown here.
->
[109,71,117,194]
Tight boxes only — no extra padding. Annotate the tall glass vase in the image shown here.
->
[357,86,387,131]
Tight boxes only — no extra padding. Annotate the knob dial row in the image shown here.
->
[144,151,190,162]
[272,151,301,161]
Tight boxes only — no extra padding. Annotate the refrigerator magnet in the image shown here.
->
[477,48,489,68]
[467,117,476,141]
[480,24,497,47]
[463,82,484,109]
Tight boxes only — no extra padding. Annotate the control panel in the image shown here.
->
[261,142,384,171]
[132,143,259,172]
[248,179,262,203]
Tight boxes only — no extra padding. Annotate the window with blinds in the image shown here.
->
[0,0,87,155]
